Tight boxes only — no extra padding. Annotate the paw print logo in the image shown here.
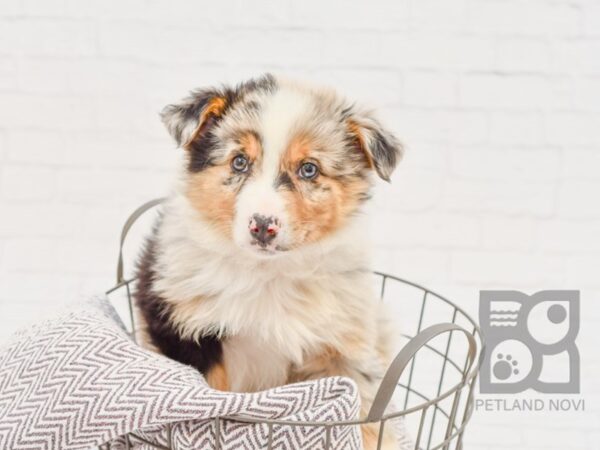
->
[479,290,580,394]
[494,354,519,380]
[488,339,531,385]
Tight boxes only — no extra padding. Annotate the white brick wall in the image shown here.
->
[0,1,599,448]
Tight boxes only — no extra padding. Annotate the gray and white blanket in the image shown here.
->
[0,297,365,449]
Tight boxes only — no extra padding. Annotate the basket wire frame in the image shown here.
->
[103,199,484,450]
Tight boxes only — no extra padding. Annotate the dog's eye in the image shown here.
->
[231,155,249,173]
[298,162,319,180]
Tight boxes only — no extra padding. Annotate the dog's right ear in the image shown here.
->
[160,88,228,148]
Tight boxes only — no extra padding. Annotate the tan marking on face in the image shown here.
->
[279,131,371,246]
[186,165,237,236]
[282,182,339,243]
[185,130,261,238]
[284,133,313,168]
[205,362,229,391]
[238,131,261,161]
[276,131,372,246]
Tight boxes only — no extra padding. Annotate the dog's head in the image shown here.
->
[162,74,402,256]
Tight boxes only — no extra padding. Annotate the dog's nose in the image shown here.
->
[249,214,279,247]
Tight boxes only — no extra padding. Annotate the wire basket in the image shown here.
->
[105,199,483,450]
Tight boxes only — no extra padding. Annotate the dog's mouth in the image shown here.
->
[247,242,289,257]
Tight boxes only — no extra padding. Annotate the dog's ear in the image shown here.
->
[160,88,228,148]
[161,75,276,149]
[348,114,403,182]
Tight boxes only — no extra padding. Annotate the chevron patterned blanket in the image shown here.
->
[0,296,364,450]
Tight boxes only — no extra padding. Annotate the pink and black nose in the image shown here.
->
[249,214,279,248]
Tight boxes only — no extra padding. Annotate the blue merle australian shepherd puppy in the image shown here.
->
[134,74,403,449]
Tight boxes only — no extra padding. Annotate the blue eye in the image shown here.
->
[231,155,249,173]
[298,162,319,180]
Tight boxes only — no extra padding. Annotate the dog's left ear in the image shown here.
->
[160,88,228,148]
[348,114,403,182]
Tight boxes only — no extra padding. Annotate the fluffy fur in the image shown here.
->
[134,74,403,449]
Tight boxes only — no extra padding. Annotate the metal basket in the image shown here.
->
[105,200,483,450]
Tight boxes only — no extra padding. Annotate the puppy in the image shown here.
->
[134,74,403,449]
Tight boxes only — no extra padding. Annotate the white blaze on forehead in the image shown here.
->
[232,86,313,250]
[258,86,314,180]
